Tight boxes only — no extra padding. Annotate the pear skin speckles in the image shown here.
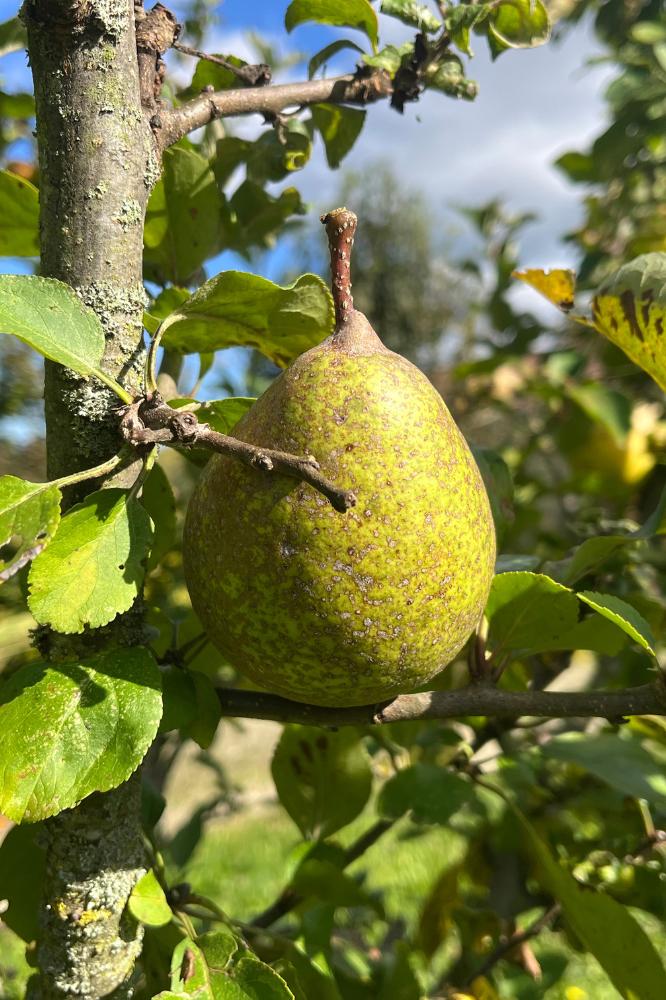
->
[183,339,496,707]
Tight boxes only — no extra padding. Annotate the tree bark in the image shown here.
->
[25,0,156,491]
[22,1,156,995]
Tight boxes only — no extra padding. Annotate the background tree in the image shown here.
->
[0,3,666,1000]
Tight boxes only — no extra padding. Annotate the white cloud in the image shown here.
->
[289,17,614,267]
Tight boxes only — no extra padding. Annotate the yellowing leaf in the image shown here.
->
[0,476,61,583]
[515,254,666,392]
[470,978,500,1000]
[513,267,577,312]
[592,254,666,392]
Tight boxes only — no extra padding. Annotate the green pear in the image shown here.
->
[183,208,495,707]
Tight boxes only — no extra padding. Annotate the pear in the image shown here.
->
[183,208,495,707]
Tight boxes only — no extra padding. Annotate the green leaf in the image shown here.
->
[495,553,540,572]
[567,383,631,446]
[543,614,628,656]
[636,484,666,537]
[233,957,296,998]
[0,823,45,940]
[445,4,491,56]
[170,932,238,993]
[169,932,294,997]
[0,169,39,256]
[144,147,222,285]
[488,0,550,59]
[0,475,61,583]
[486,572,633,655]
[578,591,656,655]
[228,182,306,252]
[28,489,154,634]
[142,779,167,833]
[128,869,173,927]
[170,397,256,435]
[181,53,251,97]
[555,150,597,183]
[246,122,313,183]
[592,253,666,393]
[363,42,413,73]
[141,463,177,571]
[159,272,334,367]
[272,726,372,839]
[378,764,474,824]
[159,664,198,734]
[198,397,256,434]
[426,56,478,100]
[0,275,129,399]
[274,946,341,1000]
[548,487,666,585]
[308,39,364,78]
[0,647,162,822]
[485,572,579,654]
[285,0,378,50]
[0,91,34,118]
[291,855,380,912]
[167,803,211,869]
[556,535,637,586]
[471,446,513,544]
[517,807,666,999]
[630,22,666,45]
[0,17,27,57]
[380,0,440,33]
[145,286,191,334]
[311,104,366,169]
[212,136,253,189]
[182,670,221,750]
[543,732,666,812]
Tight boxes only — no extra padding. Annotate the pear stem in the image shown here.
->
[321,206,357,326]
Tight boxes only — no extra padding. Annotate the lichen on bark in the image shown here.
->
[21,1,159,995]
[24,0,154,487]
[31,778,146,1000]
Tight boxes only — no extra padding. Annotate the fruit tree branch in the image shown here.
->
[462,903,561,987]
[215,680,666,728]
[119,393,357,513]
[157,69,392,148]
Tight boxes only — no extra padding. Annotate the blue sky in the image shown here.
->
[0,2,614,407]
[163,1,613,269]
[0,1,612,272]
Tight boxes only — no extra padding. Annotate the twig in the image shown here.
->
[214,681,666,728]
[463,903,561,986]
[118,393,357,514]
[449,805,665,992]
[136,2,180,112]
[251,818,393,929]
[157,69,392,148]
[626,829,666,860]
[173,41,271,86]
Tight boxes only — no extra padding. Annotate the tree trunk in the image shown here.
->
[22,1,157,995]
